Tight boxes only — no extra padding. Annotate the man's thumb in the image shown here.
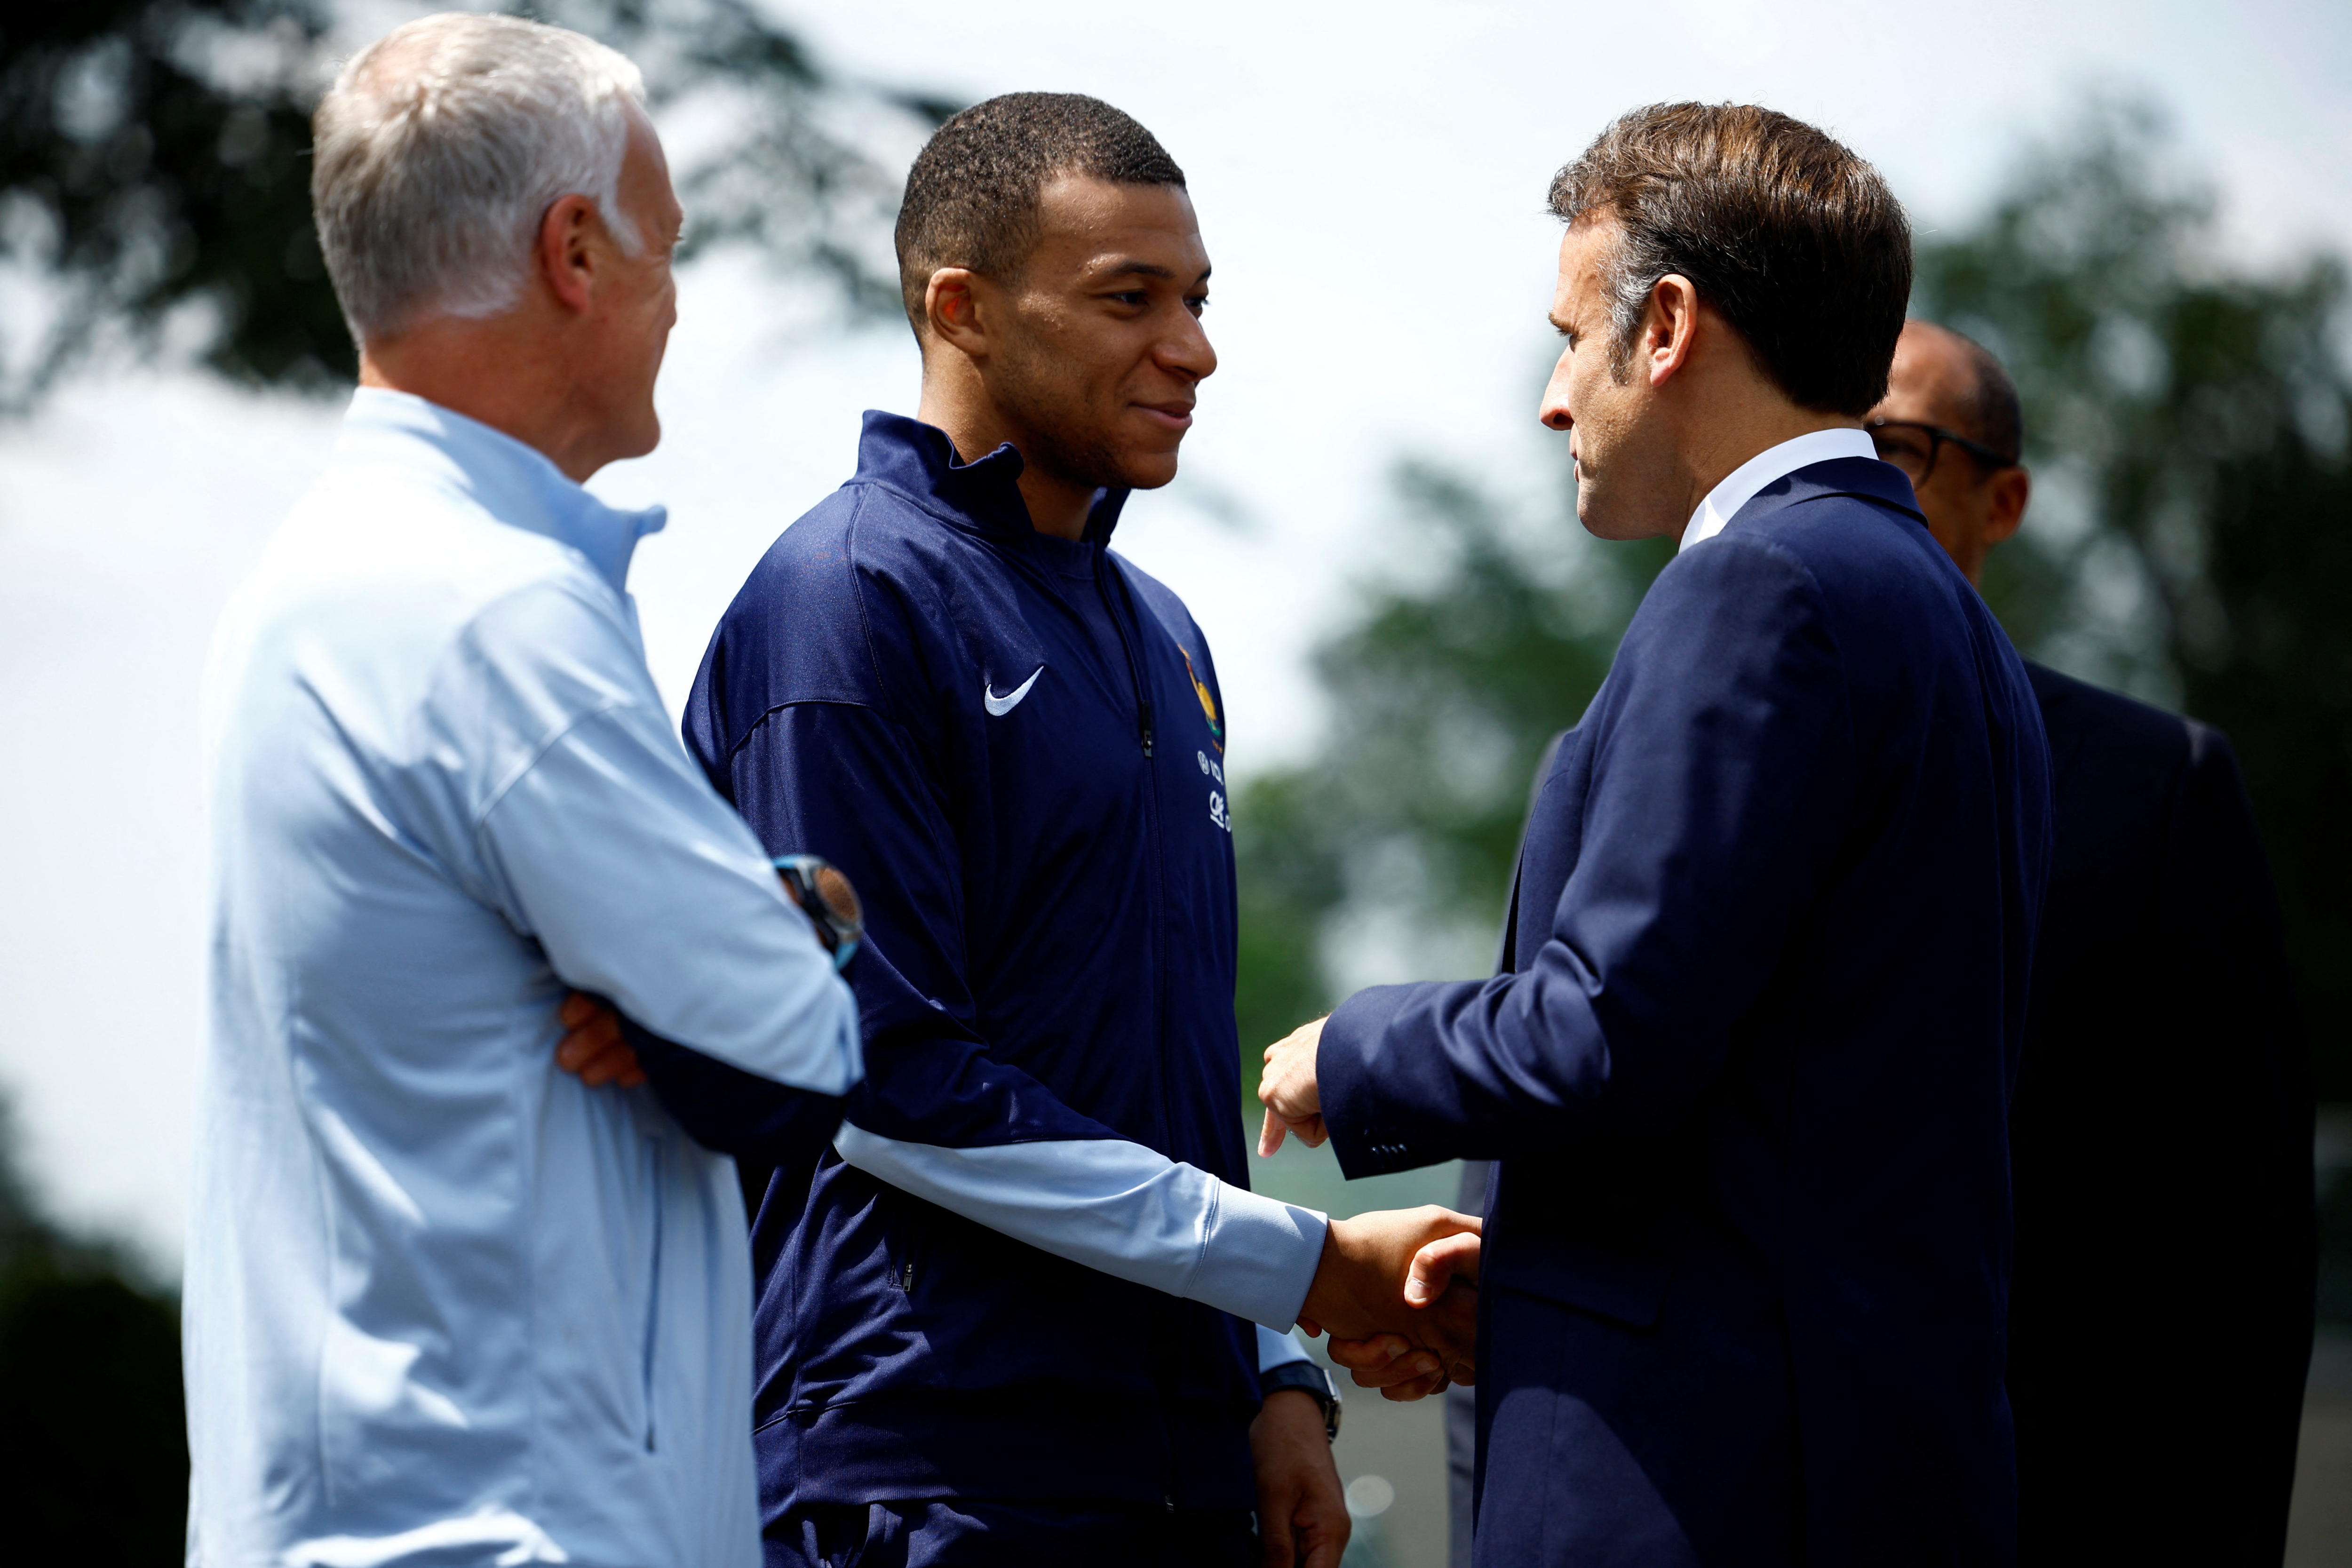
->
[1403,1231,1480,1306]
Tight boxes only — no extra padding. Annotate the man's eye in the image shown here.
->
[1110,291,1149,307]
[1186,295,1209,315]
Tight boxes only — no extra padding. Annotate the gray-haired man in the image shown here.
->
[186,15,857,1566]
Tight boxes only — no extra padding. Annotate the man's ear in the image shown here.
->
[1645,274,1701,387]
[1986,464,2030,547]
[924,267,989,360]
[537,192,601,317]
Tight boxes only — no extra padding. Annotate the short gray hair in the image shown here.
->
[312,13,647,342]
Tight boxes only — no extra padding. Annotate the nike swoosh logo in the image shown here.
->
[983,666,1044,717]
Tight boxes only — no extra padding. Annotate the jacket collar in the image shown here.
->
[1727,454,1927,533]
[333,387,668,594]
[855,410,1130,546]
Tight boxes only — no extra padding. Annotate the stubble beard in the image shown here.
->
[991,340,1139,495]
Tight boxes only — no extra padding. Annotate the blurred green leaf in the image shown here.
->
[1917,97,2352,1096]
[0,0,950,410]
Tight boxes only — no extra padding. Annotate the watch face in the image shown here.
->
[774,854,865,970]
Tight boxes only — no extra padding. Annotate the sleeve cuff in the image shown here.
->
[1255,1322,1313,1373]
[1187,1183,1327,1330]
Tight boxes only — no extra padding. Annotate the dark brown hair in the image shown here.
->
[1550,103,1911,416]
[894,93,1184,334]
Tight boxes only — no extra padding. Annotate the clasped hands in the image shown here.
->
[1263,1018,1483,1403]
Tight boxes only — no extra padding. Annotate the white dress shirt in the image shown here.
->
[1680,426,1881,550]
[189,389,860,1568]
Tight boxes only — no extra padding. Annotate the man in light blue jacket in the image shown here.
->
[185,15,858,1566]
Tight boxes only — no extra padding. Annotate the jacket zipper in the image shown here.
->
[1093,548,1176,1504]
[1093,553,1156,758]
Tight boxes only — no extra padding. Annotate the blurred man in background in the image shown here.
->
[1871,319,2314,1563]
[188,17,862,1566]
[682,93,1476,1568]
[1266,103,2050,1565]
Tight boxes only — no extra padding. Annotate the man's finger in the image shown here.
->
[1328,1332,1439,1389]
[1258,1498,1296,1568]
[1343,1350,1442,1389]
[1404,1230,1483,1306]
[1326,1333,1412,1370]
[1258,1106,1288,1157]
[1380,1369,1449,1402]
[556,1018,618,1071]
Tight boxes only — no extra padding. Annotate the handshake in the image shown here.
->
[1264,1017,1481,1402]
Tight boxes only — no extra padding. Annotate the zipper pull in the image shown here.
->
[1139,699,1155,757]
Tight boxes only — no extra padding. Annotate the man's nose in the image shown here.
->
[1539,360,1574,430]
[1160,315,1217,382]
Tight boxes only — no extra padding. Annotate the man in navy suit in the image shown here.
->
[1258,104,2053,1565]
[1871,321,2313,1564]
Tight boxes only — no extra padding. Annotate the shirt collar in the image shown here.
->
[1680,427,1880,551]
[331,387,668,593]
[854,409,1130,546]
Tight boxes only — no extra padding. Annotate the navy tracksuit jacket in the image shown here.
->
[681,413,1325,1524]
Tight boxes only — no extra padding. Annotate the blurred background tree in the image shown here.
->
[1913,101,2352,1109]
[1230,467,1668,1079]
[0,0,949,410]
[0,1093,187,1560]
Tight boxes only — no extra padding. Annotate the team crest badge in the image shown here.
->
[1180,647,1223,754]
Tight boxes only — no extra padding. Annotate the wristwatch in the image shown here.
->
[773,854,863,971]
[1260,1359,1342,1443]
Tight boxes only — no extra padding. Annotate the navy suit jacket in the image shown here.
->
[2006,663,2312,1564]
[1319,457,2052,1567]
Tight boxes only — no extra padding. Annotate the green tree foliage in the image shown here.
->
[1915,103,2352,1097]
[0,0,949,409]
[1230,461,1669,1077]
[0,1101,186,1562]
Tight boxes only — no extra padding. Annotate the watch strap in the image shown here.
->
[1259,1358,1342,1442]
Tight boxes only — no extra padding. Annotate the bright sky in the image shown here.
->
[3,0,2346,1265]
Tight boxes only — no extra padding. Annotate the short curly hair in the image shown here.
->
[1551,103,1911,417]
[894,92,1185,334]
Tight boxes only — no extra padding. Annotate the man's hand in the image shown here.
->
[1325,1226,1483,1400]
[1297,1205,1480,1387]
[1249,1388,1350,1568]
[1258,1016,1327,1155]
[553,993,645,1088]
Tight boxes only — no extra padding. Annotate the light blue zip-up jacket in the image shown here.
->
[187,389,860,1568]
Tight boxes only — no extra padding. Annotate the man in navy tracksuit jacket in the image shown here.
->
[676,94,1476,1568]
[688,412,1308,1543]
[1263,107,2052,1564]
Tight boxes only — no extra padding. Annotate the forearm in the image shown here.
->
[834,1122,1327,1329]
[622,1016,847,1168]
[1318,969,1622,1178]
[483,704,865,1095]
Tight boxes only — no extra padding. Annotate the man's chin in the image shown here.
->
[1574,487,1658,543]
[1115,452,1183,491]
